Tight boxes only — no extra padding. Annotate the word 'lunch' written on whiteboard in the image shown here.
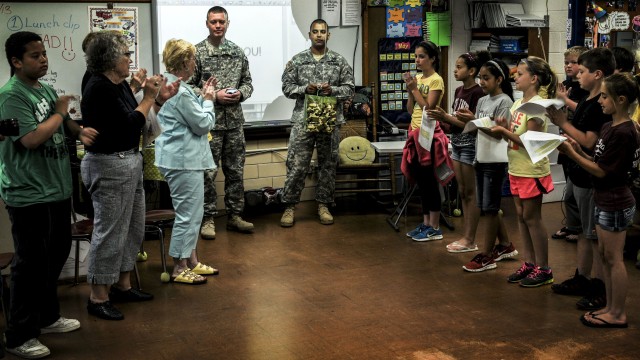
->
[0,2,153,99]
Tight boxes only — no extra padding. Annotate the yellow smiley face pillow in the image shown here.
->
[338,136,375,165]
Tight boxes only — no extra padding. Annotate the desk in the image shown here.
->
[372,140,455,232]
[371,141,405,199]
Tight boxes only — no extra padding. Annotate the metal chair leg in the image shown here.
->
[157,227,167,275]
[74,239,80,286]
[386,185,417,231]
[133,263,141,290]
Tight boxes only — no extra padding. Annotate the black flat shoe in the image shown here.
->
[87,300,124,320]
[109,287,154,302]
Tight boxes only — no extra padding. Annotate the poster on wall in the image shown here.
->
[386,5,423,38]
[321,0,340,27]
[342,0,362,26]
[88,7,139,71]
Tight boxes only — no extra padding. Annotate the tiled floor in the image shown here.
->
[12,197,640,359]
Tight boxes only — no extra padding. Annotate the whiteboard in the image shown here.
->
[156,2,308,109]
[0,2,153,97]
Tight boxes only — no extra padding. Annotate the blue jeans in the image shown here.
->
[594,205,635,232]
[475,162,507,214]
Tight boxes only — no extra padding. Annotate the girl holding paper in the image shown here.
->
[427,50,490,253]
[559,73,639,328]
[402,41,449,242]
[461,59,519,272]
[490,56,557,287]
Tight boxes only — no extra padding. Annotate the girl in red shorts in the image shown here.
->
[490,56,557,287]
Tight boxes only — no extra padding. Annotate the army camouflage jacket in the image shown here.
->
[282,49,355,125]
[188,38,253,130]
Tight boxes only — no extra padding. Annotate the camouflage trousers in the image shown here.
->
[203,126,246,218]
[281,121,340,205]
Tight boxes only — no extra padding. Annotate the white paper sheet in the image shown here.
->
[462,117,493,133]
[520,131,566,164]
[515,98,565,115]
[477,131,509,163]
[418,107,435,151]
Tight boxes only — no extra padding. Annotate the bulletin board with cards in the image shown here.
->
[581,0,640,50]
[377,37,422,122]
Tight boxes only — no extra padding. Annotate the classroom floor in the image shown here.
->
[11,197,640,360]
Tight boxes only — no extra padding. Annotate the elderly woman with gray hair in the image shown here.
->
[81,32,177,320]
[155,39,217,285]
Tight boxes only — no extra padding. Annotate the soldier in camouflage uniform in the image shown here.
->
[280,19,355,227]
[188,6,254,239]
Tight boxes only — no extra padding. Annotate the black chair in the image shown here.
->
[142,209,174,283]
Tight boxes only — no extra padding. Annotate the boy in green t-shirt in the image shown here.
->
[0,31,96,359]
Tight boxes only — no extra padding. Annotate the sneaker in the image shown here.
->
[318,203,334,225]
[507,262,535,283]
[551,268,591,296]
[520,266,554,287]
[406,223,428,238]
[227,214,254,233]
[576,278,607,310]
[462,253,497,272]
[412,226,443,242]
[280,206,295,227]
[491,243,519,262]
[40,317,80,334]
[6,338,50,359]
[200,218,216,240]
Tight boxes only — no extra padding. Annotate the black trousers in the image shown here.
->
[411,153,441,213]
[4,199,71,348]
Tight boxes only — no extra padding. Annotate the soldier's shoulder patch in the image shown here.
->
[285,60,293,70]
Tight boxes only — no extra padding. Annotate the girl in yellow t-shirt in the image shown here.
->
[403,40,446,242]
[490,56,557,287]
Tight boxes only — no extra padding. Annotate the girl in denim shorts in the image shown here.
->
[461,59,519,273]
[559,73,640,328]
[428,50,490,253]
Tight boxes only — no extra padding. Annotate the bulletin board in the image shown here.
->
[583,0,640,49]
[377,37,422,123]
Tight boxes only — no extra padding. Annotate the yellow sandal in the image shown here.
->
[171,269,207,285]
[191,262,219,276]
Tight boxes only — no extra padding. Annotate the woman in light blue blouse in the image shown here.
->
[155,39,217,285]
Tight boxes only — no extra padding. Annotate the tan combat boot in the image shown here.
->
[227,214,255,233]
[318,203,334,225]
[280,206,295,227]
[200,217,216,240]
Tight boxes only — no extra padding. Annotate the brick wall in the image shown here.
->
[214,137,318,211]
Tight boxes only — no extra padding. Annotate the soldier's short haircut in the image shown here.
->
[207,6,228,20]
[310,19,328,32]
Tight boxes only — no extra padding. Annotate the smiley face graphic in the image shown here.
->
[62,49,76,61]
[338,136,375,165]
